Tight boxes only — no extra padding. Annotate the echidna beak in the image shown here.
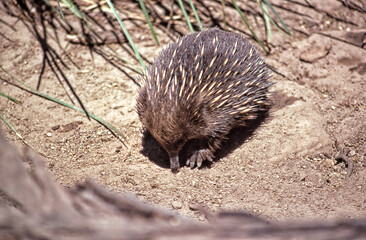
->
[169,154,180,171]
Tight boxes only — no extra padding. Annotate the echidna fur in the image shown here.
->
[137,28,272,170]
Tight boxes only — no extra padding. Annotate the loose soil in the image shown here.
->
[1,0,365,222]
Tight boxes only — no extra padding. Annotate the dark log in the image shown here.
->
[0,129,365,239]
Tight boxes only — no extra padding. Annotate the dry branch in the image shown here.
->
[0,129,365,239]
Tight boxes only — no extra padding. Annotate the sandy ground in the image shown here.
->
[1,0,366,221]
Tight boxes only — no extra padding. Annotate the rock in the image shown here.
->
[172,200,183,209]
[60,121,83,133]
[51,125,60,131]
[300,171,307,181]
[189,203,200,211]
[348,150,356,157]
[300,46,330,63]
[324,159,334,168]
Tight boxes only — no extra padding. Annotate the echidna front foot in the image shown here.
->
[187,148,214,168]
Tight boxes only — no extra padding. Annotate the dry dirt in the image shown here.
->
[1,0,366,222]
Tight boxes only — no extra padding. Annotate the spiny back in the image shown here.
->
[140,28,271,121]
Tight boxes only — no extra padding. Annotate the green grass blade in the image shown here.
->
[177,0,195,33]
[262,0,291,35]
[106,0,146,72]
[0,113,24,142]
[231,0,269,54]
[61,0,86,20]
[189,0,203,30]
[56,0,65,20]
[0,92,21,104]
[138,0,160,46]
[0,65,128,147]
[42,0,75,32]
[260,1,272,44]
[257,0,290,39]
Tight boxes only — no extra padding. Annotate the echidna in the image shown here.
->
[137,28,272,170]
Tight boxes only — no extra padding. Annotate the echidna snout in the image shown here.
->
[169,155,179,170]
[137,28,272,170]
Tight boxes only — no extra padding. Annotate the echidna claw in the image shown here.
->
[187,152,198,168]
[197,158,203,168]
[188,149,214,168]
[206,154,213,162]
[190,160,195,168]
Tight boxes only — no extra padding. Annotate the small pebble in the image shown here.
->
[172,200,183,209]
[51,125,60,131]
[324,159,334,168]
[2,42,10,48]
[300,171,307,181]
[348,150,356,157]
[46,132,52,137]
[189,203,199,211]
